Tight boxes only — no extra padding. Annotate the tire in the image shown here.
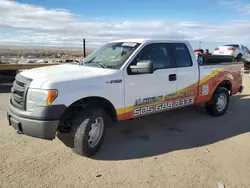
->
[205,87,230,117]
[236,53,242,62]
[70,107,107,157]
[244,63,250,70]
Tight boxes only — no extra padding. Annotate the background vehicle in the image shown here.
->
[213,44,250,69]
[7,39,244,157]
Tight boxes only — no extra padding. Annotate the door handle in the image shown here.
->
[169,74,177,81]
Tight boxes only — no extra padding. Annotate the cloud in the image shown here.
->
[219,0,250,14]
[0,0,250,49]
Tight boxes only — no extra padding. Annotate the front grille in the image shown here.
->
[11,74,32,110]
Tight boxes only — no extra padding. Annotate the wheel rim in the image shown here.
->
[88,117,104,148]
[216,93,227,112]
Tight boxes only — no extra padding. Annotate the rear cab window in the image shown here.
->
[223,44,239,48]
[172,43,193,67]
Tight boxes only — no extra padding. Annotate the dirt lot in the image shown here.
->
[0,75,250,188]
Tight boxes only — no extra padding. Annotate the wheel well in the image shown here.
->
[217,80,232,95]
[85,97,118,121]
[58,97,117,132]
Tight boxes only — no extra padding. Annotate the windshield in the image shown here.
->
[81,42,141,69]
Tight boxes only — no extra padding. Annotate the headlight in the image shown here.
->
[26,89,58,112]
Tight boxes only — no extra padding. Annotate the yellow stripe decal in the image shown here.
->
[116,68,224,115]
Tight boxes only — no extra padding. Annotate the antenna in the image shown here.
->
[199,41,202,49]
[63,28,66,52]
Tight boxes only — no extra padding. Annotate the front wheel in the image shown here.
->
[71,107,107,157]
[205,87,230,117]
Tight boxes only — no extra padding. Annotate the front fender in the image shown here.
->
[53,84,124,111]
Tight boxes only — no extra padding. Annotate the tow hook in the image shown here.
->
[16,130,22,134]
[238,86,244,94]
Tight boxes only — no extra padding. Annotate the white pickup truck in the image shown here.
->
[7,39,244,157]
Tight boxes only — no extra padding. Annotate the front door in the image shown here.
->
[122,42,178,120]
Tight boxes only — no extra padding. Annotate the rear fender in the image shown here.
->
[213,73,233,93]
[196,71,234,104]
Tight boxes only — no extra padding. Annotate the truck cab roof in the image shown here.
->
[109,38,189,44]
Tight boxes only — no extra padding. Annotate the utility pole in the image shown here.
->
[83,39,86,58]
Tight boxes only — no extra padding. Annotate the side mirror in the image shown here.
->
[130,60,154,74]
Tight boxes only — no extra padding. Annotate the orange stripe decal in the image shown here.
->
[116,67,236,120]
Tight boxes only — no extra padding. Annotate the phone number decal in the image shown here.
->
[133,97,194,117]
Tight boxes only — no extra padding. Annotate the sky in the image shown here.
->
[0,0,250,50]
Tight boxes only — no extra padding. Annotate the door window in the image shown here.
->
[172,43,192,67]
[129,43,174,73]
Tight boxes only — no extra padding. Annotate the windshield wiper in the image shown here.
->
[81,57,105,68]
[83,57,96,64]
[92,62,105,68]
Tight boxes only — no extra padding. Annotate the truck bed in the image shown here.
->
[198,54,240,65]
[196,54,244,104]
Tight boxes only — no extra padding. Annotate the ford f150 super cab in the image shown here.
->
[7,39,244,157]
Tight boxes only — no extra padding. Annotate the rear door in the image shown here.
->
[123,42,177,119]
[171,43,199,105]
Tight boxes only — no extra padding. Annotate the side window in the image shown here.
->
[172,43,192,67]
[131,43,173,70]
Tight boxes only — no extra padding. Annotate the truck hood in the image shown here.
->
[20,64,116,88]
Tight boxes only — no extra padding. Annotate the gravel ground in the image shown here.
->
[0,75,250,188]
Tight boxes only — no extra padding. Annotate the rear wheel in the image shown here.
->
[244,64,250,70]
[70,107,107,157]
[205,87,230,116]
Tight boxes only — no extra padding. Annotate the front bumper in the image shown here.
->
[7,100,67,140]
